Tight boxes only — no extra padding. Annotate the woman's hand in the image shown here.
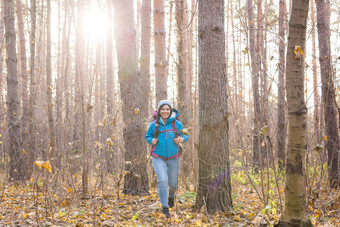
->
[173,136,184,145]
[152,138,159,145]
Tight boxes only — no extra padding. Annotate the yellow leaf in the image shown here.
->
[195,220,202,226]
[248,213,255,219]
[309,205,313,211]
[106,138,113,146]
[22,149,26,155]
[245,63,249,66]
[179,127,191,135]
[67,188,74,193]
[34,161,44,169]
[315,213,319,218]
[23,214,29,218]
[134,108,140,115]
[294,46,304,59]
[234,215,241,222]
[123,170,130,175]
[131,212,138,220]
[42,161,52,173]
[324,135,327,141]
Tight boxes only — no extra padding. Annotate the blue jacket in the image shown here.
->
[145,108,189,159]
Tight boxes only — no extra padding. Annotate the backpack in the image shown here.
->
[150,110,182,160]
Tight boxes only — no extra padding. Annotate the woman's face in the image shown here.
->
[160,105,171,119]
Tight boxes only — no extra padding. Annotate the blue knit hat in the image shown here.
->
[157,100,173,110]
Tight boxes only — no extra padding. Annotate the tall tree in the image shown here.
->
[27,0,37,179]
[0,2,5,131]
[196,0,233,214]
[4,0,25,181]
[278,0,312,225]
[16,0,29,135]
[140,0,151,121]
[106,0,114,116]
[247,0,262,168]
[277,0,287,170]
[175,0,192,178]
[316,0,339,187]
[113,0,149,195]
[74,0,89,195]
[154,0,168,102]
[46,0,56,162]
[176,0,189,123]
[310,0,320,145]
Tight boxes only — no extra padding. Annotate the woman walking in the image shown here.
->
[145,100,189,218]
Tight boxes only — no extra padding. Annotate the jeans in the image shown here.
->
[152,157,180,208]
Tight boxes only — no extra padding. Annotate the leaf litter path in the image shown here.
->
[0,178,338,226]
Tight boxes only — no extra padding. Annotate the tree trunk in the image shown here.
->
[175,0,192,179]
[316,0,340,187]
[247,0,262,168]
[140,0,151,121]
[277,0,287,170]
[4,0,25,181]
[196,0,233,214]
[62,0,71,152]
[16,0,29,140]
[27,0,37,179]
[311,0,320,145]
[0,5,4,125]
[153,0,168,102]
[278,0,312,225]
[75,0,88,195]
[46,0,56,164]
[106,0,114,116]
[113,0,149,195]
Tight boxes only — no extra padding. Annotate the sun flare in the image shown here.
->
[83,6,108,42]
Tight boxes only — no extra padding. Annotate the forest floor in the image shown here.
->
[0,169,339,226]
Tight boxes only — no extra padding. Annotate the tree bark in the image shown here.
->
[113,0,149,195]
[196,0,233,214]
[316,0,340,187]
[0,5,4,124]
[278,0,312,225]
[247,0,262,168]
[15,0,29,140]
[27,0,37,179]
[153,0,168,102]
[106,0,114,116]
[310,0,320,146]
[74,0,88,195]
[46,0,56,163]
[140,0,151,120]
[4,0,25,181]
[277,0,287,170]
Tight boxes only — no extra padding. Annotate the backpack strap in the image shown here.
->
[171,120,179,138]
[153,119,159,138]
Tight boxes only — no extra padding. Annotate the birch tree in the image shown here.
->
[278,0,312,225]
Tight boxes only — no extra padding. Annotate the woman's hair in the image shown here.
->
[154,104,172,137]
